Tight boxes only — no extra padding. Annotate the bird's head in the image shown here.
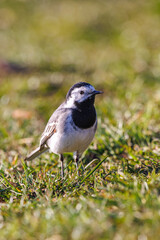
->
[66,82,102,109]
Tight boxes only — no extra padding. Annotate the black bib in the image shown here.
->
[72,96,96,129]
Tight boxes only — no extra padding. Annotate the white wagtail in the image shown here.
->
[25,82,102,177]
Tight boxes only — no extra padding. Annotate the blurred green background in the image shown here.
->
[0,0,160,240]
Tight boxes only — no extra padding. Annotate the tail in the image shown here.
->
[25,146,49,161]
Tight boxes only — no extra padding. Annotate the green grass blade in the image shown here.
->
[0,172,22,195]
[80,157,107,184]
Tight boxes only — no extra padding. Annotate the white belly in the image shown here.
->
[47,123,96,154]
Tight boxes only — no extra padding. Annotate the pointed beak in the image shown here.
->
[91,90,103,95]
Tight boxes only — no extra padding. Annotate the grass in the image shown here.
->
[0,0,160,239]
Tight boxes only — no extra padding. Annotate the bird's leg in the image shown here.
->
[60,154,64,178]
[75,151,80,176]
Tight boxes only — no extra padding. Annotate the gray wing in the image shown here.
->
[40,110,59,147]
[40,105,71,147]
[40,122,57,147]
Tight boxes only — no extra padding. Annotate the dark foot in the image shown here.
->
[60,154,64,178]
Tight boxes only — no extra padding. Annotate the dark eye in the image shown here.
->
[80,90,84,95]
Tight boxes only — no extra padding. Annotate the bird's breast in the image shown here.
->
[47,117,97,154]
[72,106,96,129]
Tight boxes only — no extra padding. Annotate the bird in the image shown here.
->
[25,82,102,177]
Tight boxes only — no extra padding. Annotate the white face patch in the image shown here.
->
[65,85,95,108]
